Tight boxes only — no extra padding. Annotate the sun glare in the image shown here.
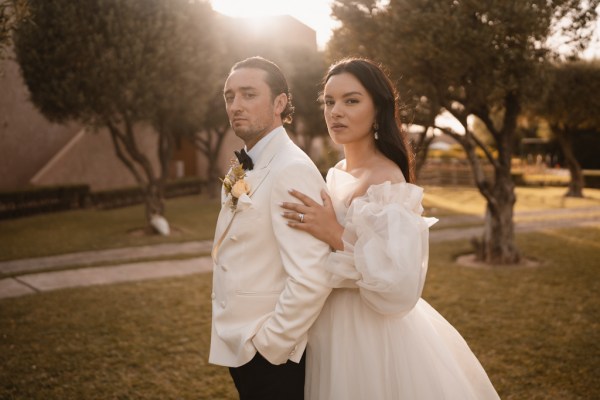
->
[210,0,285,18]
[209,0,338,49]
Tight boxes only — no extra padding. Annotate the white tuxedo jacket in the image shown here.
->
[209,127,332,367]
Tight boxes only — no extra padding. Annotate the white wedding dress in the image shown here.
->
[305,167,500,400]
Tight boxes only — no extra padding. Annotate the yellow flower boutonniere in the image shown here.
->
[221,160,250,210]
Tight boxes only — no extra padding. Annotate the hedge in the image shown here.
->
[0,178,207,219]
[0,184,90,219]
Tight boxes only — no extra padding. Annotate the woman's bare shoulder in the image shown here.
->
[351,159,405,200]
[366,158,405,186]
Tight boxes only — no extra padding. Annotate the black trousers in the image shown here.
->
[229,351,305,400]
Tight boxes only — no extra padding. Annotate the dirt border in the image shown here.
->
[456,253,541,269]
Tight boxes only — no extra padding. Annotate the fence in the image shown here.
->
[417,159,493,186]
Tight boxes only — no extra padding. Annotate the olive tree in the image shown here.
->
[0,0,27,60]
[536,60,600,197]
[329,0,599,264]
[14,0,218,230]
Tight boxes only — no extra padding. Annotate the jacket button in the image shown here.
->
[211,293,216,300]
[221,264,228,271]
[230,236,238,241]
[220,301,226,308]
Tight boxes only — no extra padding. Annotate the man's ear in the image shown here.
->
[273,93,288,115]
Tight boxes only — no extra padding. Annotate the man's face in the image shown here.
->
[223,68,284,149]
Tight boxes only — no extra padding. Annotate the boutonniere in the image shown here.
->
[221,160,251,210]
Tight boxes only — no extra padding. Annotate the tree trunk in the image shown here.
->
[458,138,520,264]
[454,92,521,265]
[553,126,585,198]
[144,129,172,233]
[206,152,223,198]
[144,180,165,220]
[479,170,520,264]
[194,125,229,199]
[107,120,171,234]
[413,127,433,179]
[476,94,521,264]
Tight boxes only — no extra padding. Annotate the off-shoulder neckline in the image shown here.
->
[329,166,406,188]
[331,159,406,185]
[332,166,357,180]
[329,168,418,209]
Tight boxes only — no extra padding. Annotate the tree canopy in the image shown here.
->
[538,60,600,131]
[328,0,599,264]
[15,0,217,129]
[0,0,27,60]
[535,60,600,196]
[14,0,218,227]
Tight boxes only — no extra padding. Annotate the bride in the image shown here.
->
[281,58,500,399]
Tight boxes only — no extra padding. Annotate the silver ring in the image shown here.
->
[298,213,304,223]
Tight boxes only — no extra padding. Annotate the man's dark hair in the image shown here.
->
[231,56,295,124]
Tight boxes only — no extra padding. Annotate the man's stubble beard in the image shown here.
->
[233,118,273,144]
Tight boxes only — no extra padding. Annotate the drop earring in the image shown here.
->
[373,122,379,140]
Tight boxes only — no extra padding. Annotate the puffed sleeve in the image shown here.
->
[325,182,437,316]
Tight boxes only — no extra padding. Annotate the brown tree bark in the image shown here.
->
[441,92,521,265]
[413,126,434,179]
[456,134,520,264]
[107,117,171,232]
[553,125,585,198]
[480,164,519,264]
[193,125,229,198]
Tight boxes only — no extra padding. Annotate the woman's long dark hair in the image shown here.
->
[324,58,414,183]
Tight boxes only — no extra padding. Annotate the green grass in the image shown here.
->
[0,195,221,261]
[1,226,598,399]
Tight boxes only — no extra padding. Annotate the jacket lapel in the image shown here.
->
[246,128,290,196]
[212,129,291,261]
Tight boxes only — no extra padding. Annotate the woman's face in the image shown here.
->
[323,72,377,146]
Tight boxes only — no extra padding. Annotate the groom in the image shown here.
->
[209,56,332,399]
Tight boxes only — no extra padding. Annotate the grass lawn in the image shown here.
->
[424,186,600,215]
[0,195,221,261]
[1,185,599,398]
[2,186,599,262]
[1,225,599,399]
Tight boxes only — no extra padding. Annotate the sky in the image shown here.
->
[210,1,600,57]
[583,19,600,59]
[209,0,339,49]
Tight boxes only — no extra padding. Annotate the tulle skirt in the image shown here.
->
[305,288,500,400]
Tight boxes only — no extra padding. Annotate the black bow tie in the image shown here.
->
[234,148,254,171]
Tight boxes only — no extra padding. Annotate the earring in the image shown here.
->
[373,122,379,140]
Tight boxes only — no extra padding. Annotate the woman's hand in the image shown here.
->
[281,189,344,251]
